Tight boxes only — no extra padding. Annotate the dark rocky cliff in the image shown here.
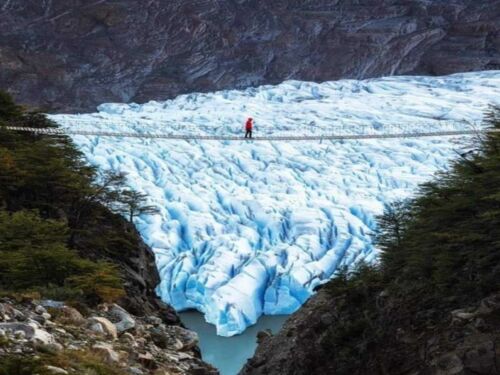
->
[240,289,500,375]
[71,204,179,322]
[1,0,499,112]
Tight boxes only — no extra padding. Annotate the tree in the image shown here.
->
[67,170,127,234]
[114,189,160,223]
[0,91,23,122]
[376,200,411,249]
[0,210,77,288]
[0,210,124,303]
[68,262,125,304]
[0,92,129,306]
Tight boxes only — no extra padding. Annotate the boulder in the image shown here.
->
[0,323,35,338]
[14,330,26,339]
[173,351,195,361]
[149,327,172,349]
[40,300,65,308]
[92,342,120,364]
[32,328,56,345]
[0,303,14,321]
[30,315,46,326]
[138,352,156,369]
[148,325,197,351]
[35,305,47,315]
[42,312,52,321]
[56,306,86,325]
[0,304,26,321]
[90,322,105,334]
[88,317,117,339]
[129,367,145,375]
[165,326,199,351]
[120,331,136,344]
[110,304,136,333]
[34,342,63,353]
[13,308,26,321]
[45,366,69,374]
[145,316,163,326]
[0,322,55,345]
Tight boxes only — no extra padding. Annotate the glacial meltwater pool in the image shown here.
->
[180,312,287,375]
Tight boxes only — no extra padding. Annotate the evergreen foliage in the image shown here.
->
[0,92,154,305]
[113,189,161,223]
[321,106,500,374]
[0,356,42,375]
[378,105,500,297]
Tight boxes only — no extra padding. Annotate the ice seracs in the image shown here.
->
[51,71,500,336]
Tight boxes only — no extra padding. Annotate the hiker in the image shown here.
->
[245,117,253,139]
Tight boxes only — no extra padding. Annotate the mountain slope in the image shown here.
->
[51,71,500,336]
[1,0,499,112]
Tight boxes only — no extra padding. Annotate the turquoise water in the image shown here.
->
[180,311,287,375]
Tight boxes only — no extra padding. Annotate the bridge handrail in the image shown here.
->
[2,125,498,141]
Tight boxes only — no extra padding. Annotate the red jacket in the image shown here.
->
[246,119,253,131]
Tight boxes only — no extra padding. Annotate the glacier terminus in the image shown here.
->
[51,71,500,336]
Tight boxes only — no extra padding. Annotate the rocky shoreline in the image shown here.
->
[0,298,218,374]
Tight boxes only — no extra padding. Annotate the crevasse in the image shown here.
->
[51,71,500,336]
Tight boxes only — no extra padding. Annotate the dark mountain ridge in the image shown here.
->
[1,0,499,112]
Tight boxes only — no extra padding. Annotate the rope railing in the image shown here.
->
[3,125,498,141]
[49,118,482,136]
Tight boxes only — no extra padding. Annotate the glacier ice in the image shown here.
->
[51,71,500,336]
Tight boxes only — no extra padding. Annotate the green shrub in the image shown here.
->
[378,106,500,299]
[0,356,44,375]
[44,349,128,375]
[0,351,129,375]
[68,262,125,304]
[0,210,124,304]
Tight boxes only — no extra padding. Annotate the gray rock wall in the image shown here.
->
[0,0,499,112]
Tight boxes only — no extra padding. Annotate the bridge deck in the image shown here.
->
[4,126,497,141]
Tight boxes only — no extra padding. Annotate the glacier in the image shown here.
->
[51,71,500,336]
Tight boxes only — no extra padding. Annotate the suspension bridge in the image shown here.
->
[3,124,497,141]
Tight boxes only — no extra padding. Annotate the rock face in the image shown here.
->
[1,0,499,112]
[71,205,180,323]
[240,292,500,375]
